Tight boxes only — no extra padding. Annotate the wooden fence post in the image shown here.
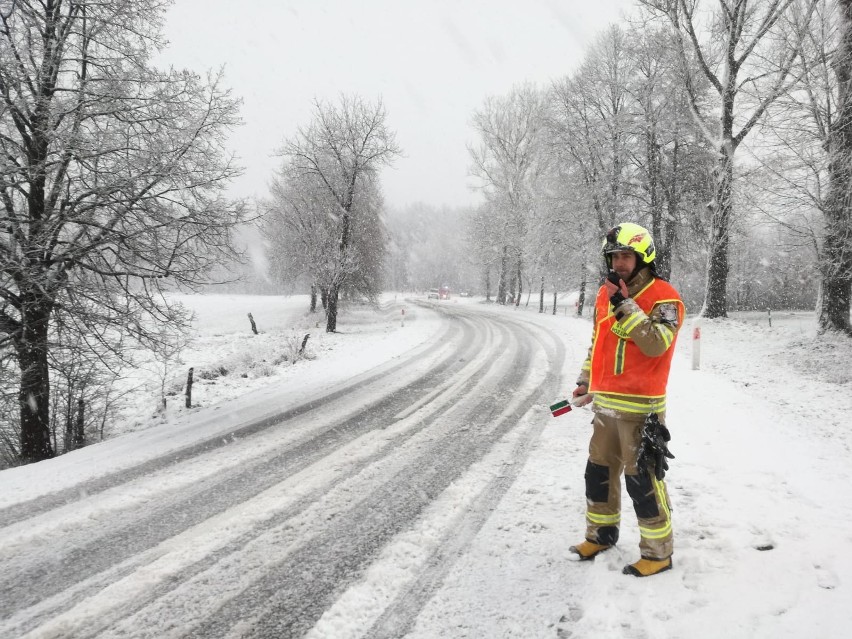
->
[186,367,194,408]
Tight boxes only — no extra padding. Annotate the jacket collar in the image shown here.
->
[625,266,654,297]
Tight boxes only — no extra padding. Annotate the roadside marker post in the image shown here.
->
[692,317,701,370]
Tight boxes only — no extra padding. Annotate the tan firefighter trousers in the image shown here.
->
[583,411,673,560]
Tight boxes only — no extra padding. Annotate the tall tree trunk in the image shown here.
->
[17,301,54,463]
[659,217,677,282]
[820,0,852,334]
[328,206,352,330]
[657,138,681,282]
[63,381,75,453]
[648,127,674,281]
[497,246,508,305]
[703,30,739,319]
[310,285,318,313]
[819,234,852,333]
[703,137,734,318]
[64,390,74,453]
[17,63,55,463]
[539,276,545,313]
[326,284,339,332]
[577,265,588,317]
[647,125,664,262]
[515,259,522,308]
[485,266,492,302]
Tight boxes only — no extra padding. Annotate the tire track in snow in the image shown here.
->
[0,315,480,621]
[0,312,453,528]
[360,316,565,639]
[9,314,507,639]
[182,310,560,638]
[2,304,565,639]
[2,309,514,638]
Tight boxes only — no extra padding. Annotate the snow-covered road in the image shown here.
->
[0,301,568,638]
[4,296,852,639]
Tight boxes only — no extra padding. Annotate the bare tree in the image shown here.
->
[277,95,400,332]
[640,0,818,317]
[736,0,851,331]
[0,0,245,463]
[469,83,547,304]
[264,156,389,313]
[622,22,717,281]
[548,28,635,239]
[263,173,341,304]
[340,183,388,305]
[545,27,657,301]
[465,202,504,301]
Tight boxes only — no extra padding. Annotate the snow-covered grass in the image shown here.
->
[2,292,851,638]
[109,293,428,438]
[0,294,443,504]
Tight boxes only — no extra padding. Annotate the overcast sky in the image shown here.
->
[157,0,636,211]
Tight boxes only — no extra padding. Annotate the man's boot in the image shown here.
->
[622,556,672,577]
[568,540,612,561]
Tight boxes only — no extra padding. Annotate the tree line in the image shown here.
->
[261,95,399,331]
[465,0,851,333]
[1,0,244,464]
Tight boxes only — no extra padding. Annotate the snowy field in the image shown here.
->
[1,293,851,638]
[108,293,437,441]
[0,294,444,501]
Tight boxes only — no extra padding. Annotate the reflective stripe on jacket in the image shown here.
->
[588,275,684,408]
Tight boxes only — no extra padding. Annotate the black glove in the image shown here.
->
[637,413,675,481]
[606,271,627,307]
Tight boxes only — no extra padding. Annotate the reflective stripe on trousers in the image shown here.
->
[584,411,673,559]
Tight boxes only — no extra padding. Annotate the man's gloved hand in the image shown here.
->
[605,271,629,307]
[572,382,593,407]
[637,413,675,481]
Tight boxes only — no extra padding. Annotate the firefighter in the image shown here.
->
[569,222,685,577]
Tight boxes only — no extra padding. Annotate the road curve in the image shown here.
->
[0,301,566,639]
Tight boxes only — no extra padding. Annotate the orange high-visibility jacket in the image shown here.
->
[588,277,684,399]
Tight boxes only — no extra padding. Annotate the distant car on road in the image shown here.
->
[427,286,451,300]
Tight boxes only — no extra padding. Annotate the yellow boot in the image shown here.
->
[568,540,613,561]
[622,556,672,577]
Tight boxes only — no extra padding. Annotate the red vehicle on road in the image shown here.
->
[427,286,451,300]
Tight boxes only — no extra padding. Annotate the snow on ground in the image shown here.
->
[0,294,443,507]
[113,293,427,437]
[305,299,852,639]
[3,293,852,638]
[391,302,852,639]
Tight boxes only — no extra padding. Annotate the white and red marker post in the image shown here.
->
[691,317,701,370]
